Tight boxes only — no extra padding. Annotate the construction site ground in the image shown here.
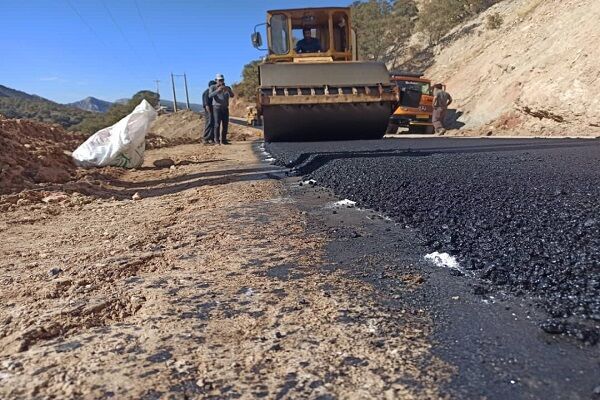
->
[2,132,599,399]
[0,139,452,399]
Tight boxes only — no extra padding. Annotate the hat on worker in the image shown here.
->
[215,73,225,80]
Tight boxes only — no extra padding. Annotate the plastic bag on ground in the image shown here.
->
[72,100,157,168]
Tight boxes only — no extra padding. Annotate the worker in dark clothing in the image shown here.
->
[295,28,321,53]
[202,80,216,144]
[208,73,235,145]
[432,83,453,135]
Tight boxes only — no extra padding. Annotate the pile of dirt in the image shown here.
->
[405,0,600,136]
[148,110,201,144]
[0,111,262,207]
[228,97,253,118]
[0,116,86,195]
[148,109,261,146]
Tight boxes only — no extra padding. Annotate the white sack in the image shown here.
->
[72,100,157,168]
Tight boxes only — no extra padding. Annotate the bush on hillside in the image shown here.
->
[351,0,418,64]
[486,12,503,29]
[232,60,261,100]
[0,97,90,129]
[418,0,502,43]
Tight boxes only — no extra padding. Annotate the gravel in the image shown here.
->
[267,138,600,344]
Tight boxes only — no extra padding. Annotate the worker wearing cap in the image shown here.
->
[296,28,321,53]
[208,74,235,145]
[202,80,216,144]
[432,83,452,135]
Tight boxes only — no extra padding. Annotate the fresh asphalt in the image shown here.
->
[264,136,600,399]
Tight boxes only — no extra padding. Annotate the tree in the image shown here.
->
[351,0,418,65]
[417,0,502,43]
[232,60,261,100]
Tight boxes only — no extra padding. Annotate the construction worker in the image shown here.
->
[208,74,235,145]
[295,28,322,53]
[432,83,453,135]
[202,80,216,144]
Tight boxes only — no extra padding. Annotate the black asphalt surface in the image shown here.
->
[287,179,599,399]
[267,138,600,345]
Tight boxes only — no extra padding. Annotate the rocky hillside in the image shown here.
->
[408,0,600,136]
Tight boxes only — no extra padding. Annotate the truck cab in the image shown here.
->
[387,72,435,134]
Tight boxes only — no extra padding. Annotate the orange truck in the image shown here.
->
[387,71,435,134]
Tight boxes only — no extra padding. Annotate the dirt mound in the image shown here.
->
[148,110,201,143]
[0,111,262,205]
[0,116,86,195]
[409,0,600,136]
[148,109,261,146]
[229,97,253,118]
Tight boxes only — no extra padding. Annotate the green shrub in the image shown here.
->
[232,60,261,100]
[417,0,502,43]
[351,0,418,63]
[486,12,503,29]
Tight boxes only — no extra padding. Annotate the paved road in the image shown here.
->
[267,137,600,396]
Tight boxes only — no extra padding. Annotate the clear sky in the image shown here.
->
[1,0,349,104]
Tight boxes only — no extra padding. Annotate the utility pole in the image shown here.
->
[171,73,178,112]
[183,73,190,110]
[154,79,161,104]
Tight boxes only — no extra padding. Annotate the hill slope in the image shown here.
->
[159,99,202,113]
[0,84,92,129]
[0,85,45,102]
[410,0,600,136]
[67,97,112,113]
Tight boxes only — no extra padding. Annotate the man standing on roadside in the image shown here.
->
[208,74,235,145]
[432,83,453,135]
[202,80,216,144]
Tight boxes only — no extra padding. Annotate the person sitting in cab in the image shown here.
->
[296,28,321,53]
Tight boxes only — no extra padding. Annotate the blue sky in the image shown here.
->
[1,0,349,104]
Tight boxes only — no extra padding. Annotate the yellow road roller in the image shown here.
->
[251,7,397,142]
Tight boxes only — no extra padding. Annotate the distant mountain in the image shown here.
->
[159,99,203,113]
[66,96,112,113]
[114,97,202,112]
[0,84,91,129]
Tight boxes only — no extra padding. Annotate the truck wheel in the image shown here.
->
[386,122,399,134]
[408,125,424,134]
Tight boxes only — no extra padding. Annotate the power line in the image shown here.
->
[100,0,139,57]
[133,0,162,67]
[64,0,107,49]
[64,0,145,87]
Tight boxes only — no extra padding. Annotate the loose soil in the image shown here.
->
[0,116,86,195]
[0,141,450,399]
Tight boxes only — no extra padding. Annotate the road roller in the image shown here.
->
[251,7,397,142]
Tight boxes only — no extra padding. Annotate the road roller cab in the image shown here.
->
[251,7,396,142]
[252,8,357,63]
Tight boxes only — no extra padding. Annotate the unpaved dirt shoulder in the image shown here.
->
[0,142,450,399]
